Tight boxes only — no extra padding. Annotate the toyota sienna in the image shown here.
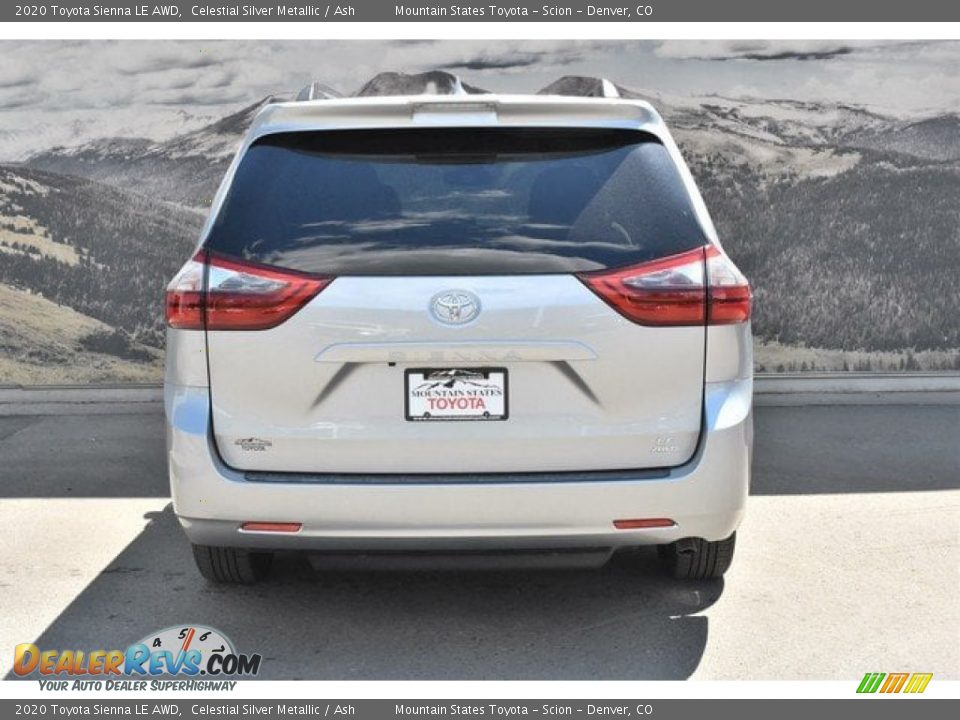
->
[164,89,753,584]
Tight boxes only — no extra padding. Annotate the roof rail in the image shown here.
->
[295,82,343,101]
[600,78,620,98]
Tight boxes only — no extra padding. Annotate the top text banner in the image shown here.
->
[6,0,960,22]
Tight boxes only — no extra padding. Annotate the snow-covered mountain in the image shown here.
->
[3,70,960,380]
[541,75,908,152]
[356,70,488,96]
[25,70,960,208]
[28,98,276,208]
[0,106,224,164]
[14,67,960,238]
[25,72,493,207]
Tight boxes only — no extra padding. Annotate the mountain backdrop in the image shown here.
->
[2,70,959,383]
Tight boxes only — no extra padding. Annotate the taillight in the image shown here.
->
[165,251,332,331]
[204,252,332,330]
[705,245,752,324]
[165,251,206,330]
[576,245,751,327]
[576,247,707,326]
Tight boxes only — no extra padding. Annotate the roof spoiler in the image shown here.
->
[295,76,620,101]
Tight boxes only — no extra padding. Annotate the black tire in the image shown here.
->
[192,544,273,584]
[658,533,736,580]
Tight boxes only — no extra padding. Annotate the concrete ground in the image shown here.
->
[0,402,957,680]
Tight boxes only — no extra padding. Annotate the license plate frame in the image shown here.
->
[404,367,509,422]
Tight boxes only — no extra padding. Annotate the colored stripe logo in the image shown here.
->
[857,672,932,694]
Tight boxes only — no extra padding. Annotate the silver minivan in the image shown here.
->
[164,90,753,584]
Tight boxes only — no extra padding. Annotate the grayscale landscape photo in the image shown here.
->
[1,40,958,384]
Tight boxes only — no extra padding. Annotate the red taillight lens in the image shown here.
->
[705,245,752,324]
[576,247,707,326]
[204,252,332,330]
[165,251,206,330]
[576,245,751,327]
[165,251,332,331]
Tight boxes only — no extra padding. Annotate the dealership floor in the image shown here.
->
[1,402,958,680]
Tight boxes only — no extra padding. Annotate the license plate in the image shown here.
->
[405,367,508,421]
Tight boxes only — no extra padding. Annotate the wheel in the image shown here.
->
[658,533,736,580]
[191,544,273,584]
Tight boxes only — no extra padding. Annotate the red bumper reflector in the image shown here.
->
[613,518,676,530]
[240,522,302,533]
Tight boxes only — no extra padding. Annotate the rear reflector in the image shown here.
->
[240,522,302,533]
[576,244,751,327]
[613,518,676,530]
[165,251,333,331]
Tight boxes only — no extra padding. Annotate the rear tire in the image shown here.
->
[192,544,273,584]
[658,533,735,580]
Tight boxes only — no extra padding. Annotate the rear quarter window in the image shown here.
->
[204,128,707,275]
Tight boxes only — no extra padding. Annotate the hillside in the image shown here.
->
[0,284,162,385]
[0,164,202,352]
[687,149,960,352]
[844,114,960,161]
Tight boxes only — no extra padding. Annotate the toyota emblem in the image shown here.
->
[429,290,481,325]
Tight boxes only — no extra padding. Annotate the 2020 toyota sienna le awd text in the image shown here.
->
[164,90,753,584]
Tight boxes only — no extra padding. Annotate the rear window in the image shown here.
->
[204,128,707,275]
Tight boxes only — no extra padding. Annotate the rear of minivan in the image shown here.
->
[165,95,753,584]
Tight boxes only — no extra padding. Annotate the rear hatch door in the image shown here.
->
[203,127,708,474]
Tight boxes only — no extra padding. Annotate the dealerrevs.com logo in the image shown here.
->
[14,625,261,690]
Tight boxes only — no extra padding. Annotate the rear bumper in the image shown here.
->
[165,377,751,551]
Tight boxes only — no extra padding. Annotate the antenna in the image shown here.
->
[600,78,620,98]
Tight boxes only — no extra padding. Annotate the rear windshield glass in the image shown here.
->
[204,128,707,275]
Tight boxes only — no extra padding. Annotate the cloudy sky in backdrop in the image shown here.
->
[0,39,958,159]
